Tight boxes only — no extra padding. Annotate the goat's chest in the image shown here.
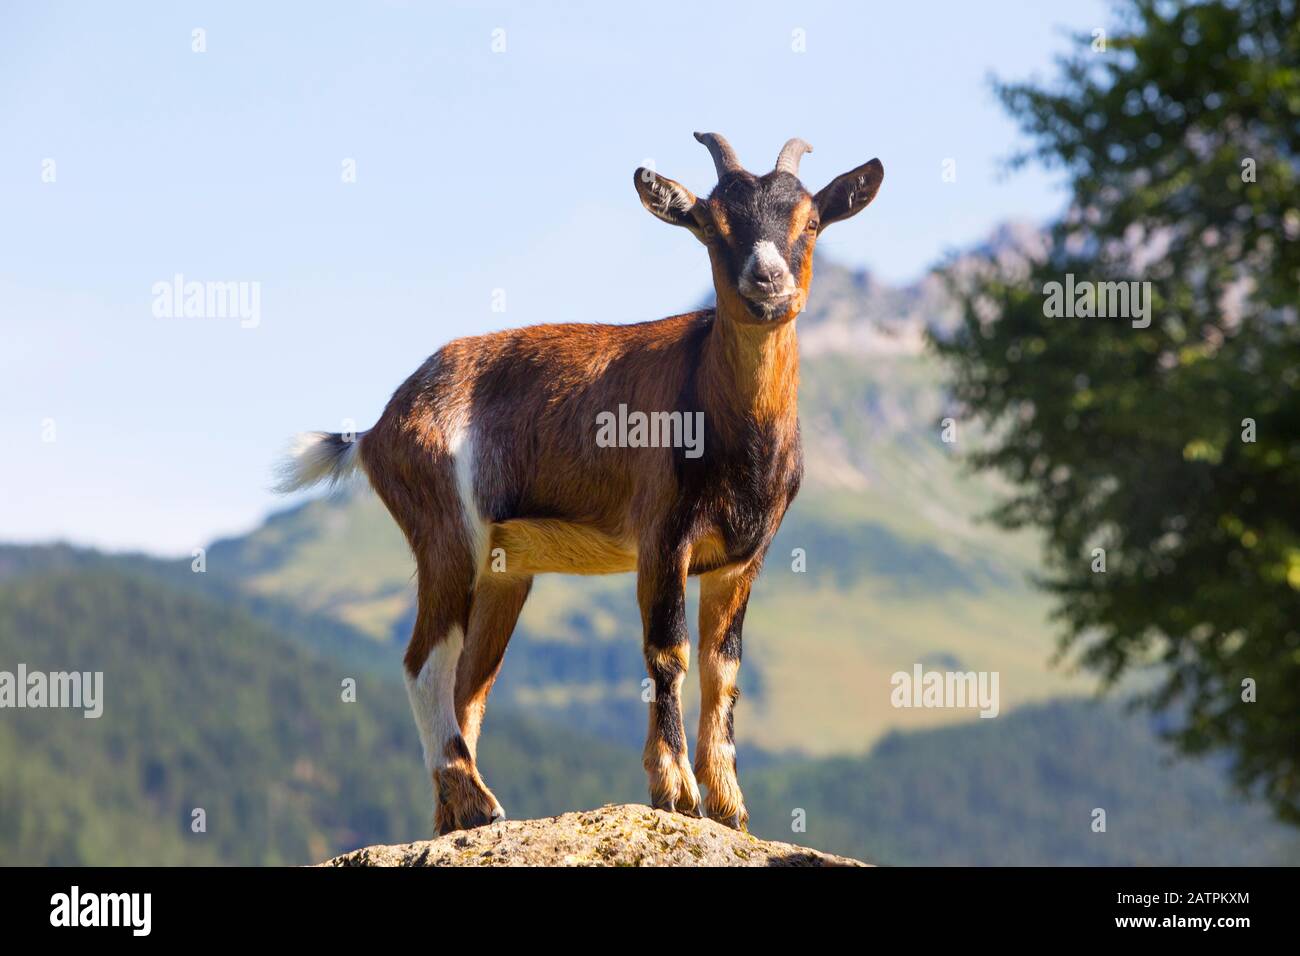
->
[675,417,803,563]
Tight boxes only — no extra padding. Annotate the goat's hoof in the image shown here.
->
[709,807,749,832]
[453,797,506,832]
[436,804,501,836]
[651,792,702,818]
[458,806,496,831]
[647,756,703,819]
[432,767,504,835]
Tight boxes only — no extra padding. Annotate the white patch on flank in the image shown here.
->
[449,425,490,575]
[404,626,465,771]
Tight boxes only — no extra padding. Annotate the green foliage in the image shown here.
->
[933,0,1300,820]
[0,567,637,864]
[745,698,1300,865]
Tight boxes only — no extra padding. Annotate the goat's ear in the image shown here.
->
[633,168,700,230]
[813,159,884,228]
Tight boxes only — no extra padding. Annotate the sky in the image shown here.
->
[0,0,1112,556]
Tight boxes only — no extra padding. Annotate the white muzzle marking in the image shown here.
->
[739,240,796,300]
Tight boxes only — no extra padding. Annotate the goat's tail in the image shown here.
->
[274,430,369,494]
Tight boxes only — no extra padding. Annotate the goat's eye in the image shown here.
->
[807,218,819,233]
[701,223,717,239]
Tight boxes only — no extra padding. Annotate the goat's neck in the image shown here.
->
[700,302,800,426]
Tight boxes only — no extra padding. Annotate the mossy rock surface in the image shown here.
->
[320,803,869,867]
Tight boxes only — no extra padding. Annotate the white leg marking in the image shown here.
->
[404,626,465,771]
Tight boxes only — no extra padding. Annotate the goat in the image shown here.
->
[278,133,884,834]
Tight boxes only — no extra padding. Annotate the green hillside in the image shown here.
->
[0,557,1287,865]
[744,698,1300,866]
[0,566,639,865]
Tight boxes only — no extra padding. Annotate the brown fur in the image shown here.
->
[304,137,886,835]
[695,561,757,827]
[358,306,800,832]
[455,572,532,758]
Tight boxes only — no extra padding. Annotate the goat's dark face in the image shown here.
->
[635,133,884,325]
[702,170,815,322]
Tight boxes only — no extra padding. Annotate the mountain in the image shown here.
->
[0,553,1289,866]
[204,235,1078,756]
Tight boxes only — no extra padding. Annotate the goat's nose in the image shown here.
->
[745,240,790,292]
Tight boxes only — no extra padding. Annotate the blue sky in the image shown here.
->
[1,0,1110,555]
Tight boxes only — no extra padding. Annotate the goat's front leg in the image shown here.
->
[695,562,756,830]
[637,544,701,816]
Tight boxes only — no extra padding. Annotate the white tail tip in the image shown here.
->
[274,431,367,494]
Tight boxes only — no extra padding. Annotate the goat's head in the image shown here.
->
[635,132,884,325]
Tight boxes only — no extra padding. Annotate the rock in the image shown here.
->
[319,803,868,867]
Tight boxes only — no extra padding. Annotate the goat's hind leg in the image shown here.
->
[404,557,504,836]
[454,572,533,776]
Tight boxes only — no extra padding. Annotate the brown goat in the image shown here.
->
[278,133,884,834]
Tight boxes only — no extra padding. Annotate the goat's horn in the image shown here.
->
[774,138,812,176]
[694,131,742,178]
